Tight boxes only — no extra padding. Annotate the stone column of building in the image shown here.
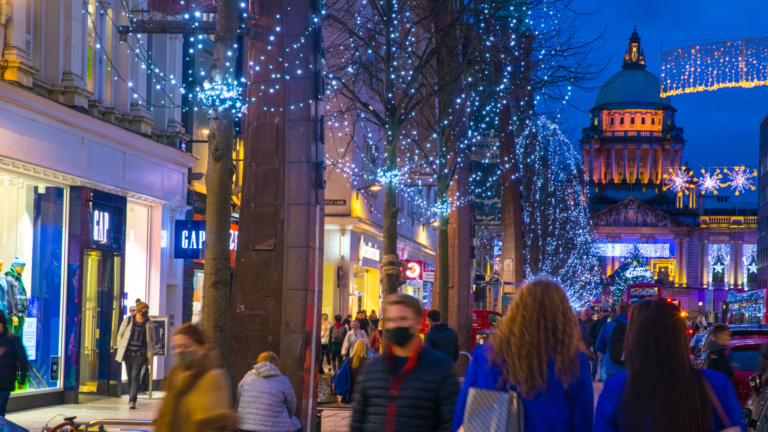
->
[634,147,640,183]
[622,146,629,182]
[681,238,689,286]
[656,148,663,183]
[646,146,653,183]
[701,238,709,288]
[734,239,743,288]
[669,146,675,173]
[600,147,606,183]
[232,1,323,430]
[729,240,737,288]
[610,147,616,183]
[674,237,683,286]
[583,148,590,181]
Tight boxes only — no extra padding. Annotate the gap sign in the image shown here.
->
[174,220,239,261]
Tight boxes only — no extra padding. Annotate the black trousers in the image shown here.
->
[321,344,331,372]
[124,354,148,403]
[330,349,342,372]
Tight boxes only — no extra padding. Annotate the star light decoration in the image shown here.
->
[724,166,757,196]
[662,168,696,195]
[697,169,725,195]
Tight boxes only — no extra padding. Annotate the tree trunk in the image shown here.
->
[499,101,524,301]
[201,0,239,355]
[436,173,449,320]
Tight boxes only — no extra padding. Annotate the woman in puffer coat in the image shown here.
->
[236,352,302,432]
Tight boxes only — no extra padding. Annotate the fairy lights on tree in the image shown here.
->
[517,116,602,307]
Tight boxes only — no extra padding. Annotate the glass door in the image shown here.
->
[79,249,122,396]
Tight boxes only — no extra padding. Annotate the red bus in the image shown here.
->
[624,282,663,303]
[624,282,681,308]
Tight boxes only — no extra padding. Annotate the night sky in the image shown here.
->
[564,0,768,203]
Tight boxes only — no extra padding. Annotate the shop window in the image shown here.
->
[322,264,335,316]
[0,173,66,393]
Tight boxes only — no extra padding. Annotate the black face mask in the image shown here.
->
[388,326,414,347]
[140,310,149,317]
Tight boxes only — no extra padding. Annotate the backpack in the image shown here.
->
[332,326,345,344]
[332,359,351,400]
[609,320,627,365]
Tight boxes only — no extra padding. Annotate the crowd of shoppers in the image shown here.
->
[150,280,745,432]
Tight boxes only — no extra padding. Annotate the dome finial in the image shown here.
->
[623,27,646,70]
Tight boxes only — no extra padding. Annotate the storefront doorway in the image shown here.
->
[78,249,122,396]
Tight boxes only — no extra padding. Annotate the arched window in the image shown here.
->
[641,117,646,125]
[611,118,615,126]
[651,118,655,125]
[620,117,625,125]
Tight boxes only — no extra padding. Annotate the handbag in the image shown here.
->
[703,378,741,432]
[462,387,524,432]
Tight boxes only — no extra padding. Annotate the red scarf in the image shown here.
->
[384,344,422,432]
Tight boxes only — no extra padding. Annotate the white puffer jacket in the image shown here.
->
[236,362,302,432]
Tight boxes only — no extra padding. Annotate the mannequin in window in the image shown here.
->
[0,261,8,316]
[5,257,28,337]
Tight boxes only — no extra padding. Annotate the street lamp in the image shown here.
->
[357,184,382,192]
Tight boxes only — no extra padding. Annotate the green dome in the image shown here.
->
[594,68,671,110]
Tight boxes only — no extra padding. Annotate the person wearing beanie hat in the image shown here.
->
[0,310,28,416]
[5,257,27,337]
[116,300,154,409]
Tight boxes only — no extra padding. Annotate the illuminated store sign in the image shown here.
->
[360,238,380,262]
[592,243,670,258]
[174,220,238,260]
[93,210,110,243]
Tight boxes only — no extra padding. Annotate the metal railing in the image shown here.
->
[700,215,757,227]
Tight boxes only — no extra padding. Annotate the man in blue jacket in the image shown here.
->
[595,302,629,378]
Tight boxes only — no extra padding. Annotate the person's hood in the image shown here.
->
[430,322,450,333]
[5,267,20,279]
[706,339,728,352]
[615,313,629,323]
[253,361,282,378]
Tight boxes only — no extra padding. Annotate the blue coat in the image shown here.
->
[594,369,745,432]
[595,313,628,376]
[453,344,593,432]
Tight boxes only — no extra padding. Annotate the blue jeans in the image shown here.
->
[0,390,11,417]
[591,352,600,379]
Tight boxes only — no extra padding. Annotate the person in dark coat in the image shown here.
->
[351,294,459,432]
[0,310,27,416]
[705,324,733,379]
[355,310,371,338]
[424,309,459,363]
[757,341,768,376]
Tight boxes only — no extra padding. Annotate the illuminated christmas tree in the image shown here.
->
[517,117,602,307]
[611,243,654,304]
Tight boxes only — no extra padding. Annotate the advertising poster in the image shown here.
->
[22,297,39,361]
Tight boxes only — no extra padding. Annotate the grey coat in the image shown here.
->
[236,362,302,432]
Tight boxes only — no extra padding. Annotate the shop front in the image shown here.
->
[174,216,239,325]
[351,235,382,316]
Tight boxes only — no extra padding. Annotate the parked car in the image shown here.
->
[692,324,768,368]
[728,340,765,406]
[420,309,503,349]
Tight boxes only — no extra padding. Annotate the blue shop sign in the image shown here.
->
[174,220,206,259]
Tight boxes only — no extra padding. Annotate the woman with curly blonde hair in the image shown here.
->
[453,279,593,432]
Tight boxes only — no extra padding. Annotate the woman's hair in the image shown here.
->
[258,351,279,365]
[490,280,584,398]
[350,339,369,368]
[174,323,206,346]
[369,310,378,319]
[621,299,710,432]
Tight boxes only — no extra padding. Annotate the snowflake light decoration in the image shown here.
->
[197,79,245,113]
[724,166,757,196]
[663,168,696,194]
[698,169,725,195]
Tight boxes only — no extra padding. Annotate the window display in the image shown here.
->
[0,172,67,393]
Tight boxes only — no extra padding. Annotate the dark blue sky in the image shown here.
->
[564,0,768,201]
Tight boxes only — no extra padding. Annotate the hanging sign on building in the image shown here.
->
[625,266,653,279]
[174,219,239,266]
[423,262,435,283]
[405,260,423,281]
[359,237,380,263]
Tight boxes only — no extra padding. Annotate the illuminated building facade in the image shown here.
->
[582,29,758,319]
